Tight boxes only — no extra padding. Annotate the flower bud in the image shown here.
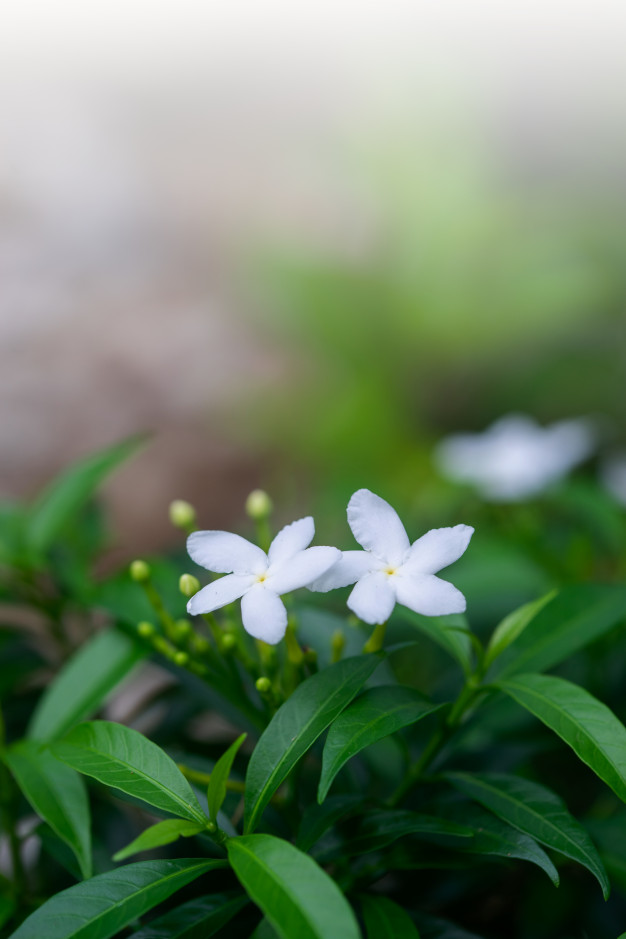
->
[255,676,272,694]
[331,629,346,663]
[169,499,197,530]
[179,574,200,598]
[173,651,189,667]
[174,619,192,640]
[221,633,237,653]
[137,621,155,638]
[130,559,151,583]
[206,820,217,833]
[245,489,273,521]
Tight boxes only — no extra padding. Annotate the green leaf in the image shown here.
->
[25,435,145,554]
[207,733,247,824]
[445,771,609,898]
[495,673,626,803]
[4,740,92,879]
[490,584,626,678]
[28,628,146,742]
[360,895,420,938]
[128,894,248,939]
[244,654,381,833]
[296,794,365,852]
[227,833,360,939]
[113,819,205,861]
[446,804,560,885]
[398,611,472,675]
[52,721,206,824]
[413,912,488,939]
[9,858,223,939]
[483,590,556,670]
[318,686,443,803]
[342,810,473,856]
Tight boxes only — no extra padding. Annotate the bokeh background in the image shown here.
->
[2,0,626,555]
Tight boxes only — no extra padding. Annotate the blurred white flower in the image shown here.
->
[600,453,626,506]
[310,489,473,625]
[434,415,596,501]
[186,517,340,644]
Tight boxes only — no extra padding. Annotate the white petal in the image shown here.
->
[268,516,315,566]
[394,574,466,617]
[347,489,410,566]
[347,572,396,625]
[404,525,474,576]
[308,550,376,592]
[187,573,254,616]
[267,546,341,595]
[187,531,267,575]
[241,585,288,644]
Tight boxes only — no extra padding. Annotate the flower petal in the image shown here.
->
[347,489,410,565]
[394,573,467,617]
[347,572,396,625]
[308,550,376,592]
[404,525,474,576]
[187,573,254,616]
[187,531,267,575]
[241,585,288,644]
[267,546,341,595]
[268,516,315,566]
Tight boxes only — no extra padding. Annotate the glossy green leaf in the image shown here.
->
[25,435,144,554]
[448,804,559,885]
[399,611,472,675]
[413,912,488,939]
[496,673,626,803]
[9,858,222,939]
[318,686,443,803]
[28,628,146,742]
[491,584,626,678]
[484,590,556,670]
[113,819,205,861]
[52,721,206,823]
[296,794,365,852]
[360,895,420,938]
[227,834,360,939]
[343,810,473,856]
[4,740,92,879]
[128,894,248,939]
[446,771,609,898]
[207,733,247,824]
[244,654,381,833]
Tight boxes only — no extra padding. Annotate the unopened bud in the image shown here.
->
[221,633,237,653]
[130,559,151,583]
[179,574,200,598]
[331,629,346,663]
[174,619,192,640]
[169,500,196,531]
[173,651,189,667]
[256,676,272,695]
[193,636,210,654]
[304,648,318,666]
[245,489,273,521]
[137,621,155,638]
[206,820,217,833]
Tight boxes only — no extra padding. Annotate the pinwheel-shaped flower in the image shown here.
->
[186,517,340,644]
[434,414,595,502]
[311,489,473,625]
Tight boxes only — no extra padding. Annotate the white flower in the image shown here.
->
[434,414,596,502]
[310,489,473,625]
[186,517,340,644]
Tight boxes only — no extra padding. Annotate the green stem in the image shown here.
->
[363,621,388,653]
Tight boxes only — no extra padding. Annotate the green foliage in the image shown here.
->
[360,895,421,938]
[113,819,206,862]
[52,721,207,824]
[244,655,381,833]
[207,733,247,825]
[228,834,360,939]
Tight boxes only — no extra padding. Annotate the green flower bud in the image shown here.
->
[245,489,273,521]
[255,676,272,694]
[179,574,200,598]
[169,499,197,530]
[331,629,346,663]
[206,820,217,833]
[130,559,151,583]
[193,636,210,654]
[173,651,189,667]
[175,618,192,639]
[137,621,155,638]
[221,633,237,653]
